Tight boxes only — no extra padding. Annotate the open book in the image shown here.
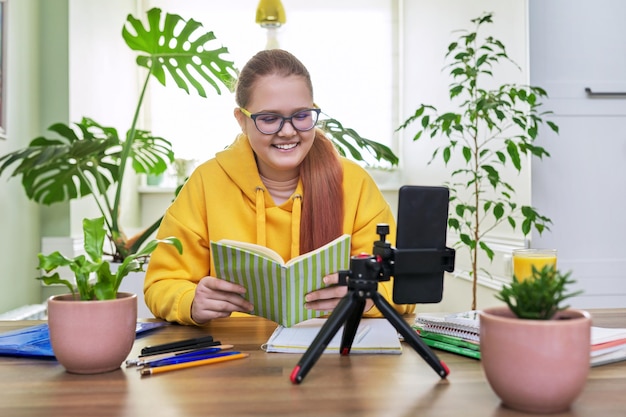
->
[211,234,351,327]
[262,318,402,354]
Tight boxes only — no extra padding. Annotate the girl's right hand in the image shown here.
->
[190,277,254,324]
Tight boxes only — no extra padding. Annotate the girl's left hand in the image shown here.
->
[304,273,374,312]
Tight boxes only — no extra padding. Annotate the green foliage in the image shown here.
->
[122,8,236,98]
[320,117,399,167]
[0,8,398,263]
[495,265,583,320]
[396,12,558,309]
[37,217,183,301]
[0,8,236,262]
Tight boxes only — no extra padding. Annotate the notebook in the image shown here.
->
[591,326,626,367]
[262,318,402,354]
[211,234,351,327]
[413,310,480,342]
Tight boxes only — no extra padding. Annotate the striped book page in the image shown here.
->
[211,234,351,327]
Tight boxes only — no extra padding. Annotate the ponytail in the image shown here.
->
[299,130,344,253]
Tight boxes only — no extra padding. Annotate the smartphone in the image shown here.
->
[392,185,451,304]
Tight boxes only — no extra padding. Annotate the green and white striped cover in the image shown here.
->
[211,234,351,327]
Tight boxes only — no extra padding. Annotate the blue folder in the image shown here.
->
[0,322,168,358]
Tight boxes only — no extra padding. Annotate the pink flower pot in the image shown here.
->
[47,292,137,374]
[480,306,591,414]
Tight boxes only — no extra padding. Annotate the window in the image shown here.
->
[143,0,395,167]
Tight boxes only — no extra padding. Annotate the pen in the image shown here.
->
[128,345,234,368]
[140,335,214,356]
[355,325,371,344]
[140,352,250,376]
[141,351,241,369]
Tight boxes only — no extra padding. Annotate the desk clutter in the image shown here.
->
[2,313,625,373]
[412,310,626,366]
[0,321,168,357]
[127,336,248,376]
[412,311,481,359]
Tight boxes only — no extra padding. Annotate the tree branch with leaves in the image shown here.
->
[397,13,558,310]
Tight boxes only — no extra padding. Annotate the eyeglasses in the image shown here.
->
[240,107,321,135]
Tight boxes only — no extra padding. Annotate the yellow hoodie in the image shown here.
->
[144,135,415,325]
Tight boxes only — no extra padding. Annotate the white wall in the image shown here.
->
[0,0,46,312]
[67,0,141,237]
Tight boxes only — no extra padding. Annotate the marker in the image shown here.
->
[140,335,215,356]
[140,352,250,376]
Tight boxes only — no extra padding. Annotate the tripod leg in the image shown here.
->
[339,298,366,356]
[371,292,449,379]
[290,291,360,384]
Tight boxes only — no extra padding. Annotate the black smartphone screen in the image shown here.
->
[393,185,450,304]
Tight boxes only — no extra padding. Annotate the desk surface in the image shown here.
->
[0,309,625,417]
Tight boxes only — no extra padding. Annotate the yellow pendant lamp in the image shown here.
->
[255,0,286,49]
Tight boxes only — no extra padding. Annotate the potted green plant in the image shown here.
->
[0,8,398,265]
[40,216,182,374]
[0,8,237,262]
[480,266,589,413]
[396,12,558,310]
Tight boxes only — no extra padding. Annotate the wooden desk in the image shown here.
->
[0,309,625,417]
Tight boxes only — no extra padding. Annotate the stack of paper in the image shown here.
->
[262,318,402,354]
[591,326,626,367]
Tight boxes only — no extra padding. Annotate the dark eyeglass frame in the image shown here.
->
[239,107,321,134]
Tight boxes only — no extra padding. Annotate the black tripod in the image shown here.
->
[290,231,452,384]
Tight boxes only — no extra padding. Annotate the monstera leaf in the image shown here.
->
[0,8,238,262]
[0,118,173,206]
[122,7,237,97]
[319,117,399,167]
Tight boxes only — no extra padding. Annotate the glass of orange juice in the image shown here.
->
[512,249,557,281]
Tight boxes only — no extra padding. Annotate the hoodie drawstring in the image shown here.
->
[255,187,267,247]
[291,194,302,258]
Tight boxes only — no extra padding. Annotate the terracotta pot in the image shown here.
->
[480,306,591,414]
[47,292,137,374]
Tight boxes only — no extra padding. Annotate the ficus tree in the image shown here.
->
[397,13,558,310]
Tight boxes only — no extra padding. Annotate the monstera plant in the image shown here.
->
[0,8,397,262]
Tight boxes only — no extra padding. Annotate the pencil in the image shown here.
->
[140,352,250,376]
[126,345,234,367]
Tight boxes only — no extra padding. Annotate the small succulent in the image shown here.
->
[495,265,583,320]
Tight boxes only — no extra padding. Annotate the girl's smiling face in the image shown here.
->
[235,74,316,182]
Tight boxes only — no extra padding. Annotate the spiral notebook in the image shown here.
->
[413,310,480,342]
